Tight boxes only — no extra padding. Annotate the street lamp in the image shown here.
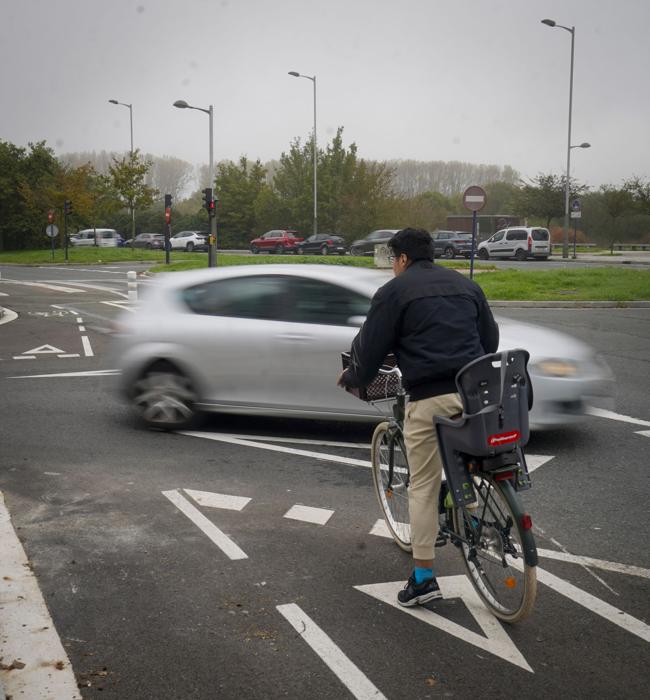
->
[541,18,580,259]
[288,71,318,236]
[109,98,135,242]
[173,99,217,267]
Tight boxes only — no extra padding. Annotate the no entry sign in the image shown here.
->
[463,185,487,212]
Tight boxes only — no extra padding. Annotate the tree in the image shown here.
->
[146,154,195,202]
[624,176,650,215]
[514,173,588,229]
[599,185,634,253]
[108,150,158,235]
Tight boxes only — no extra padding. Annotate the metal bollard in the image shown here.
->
[127,270,137,303]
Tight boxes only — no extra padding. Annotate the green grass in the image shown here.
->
[1,248,648,301]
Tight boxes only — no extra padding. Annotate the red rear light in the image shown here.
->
[521,514,533,530]
[528,236,532,251]
[488,430,520,446]
[327,239,333,244]
[495,471,514,481]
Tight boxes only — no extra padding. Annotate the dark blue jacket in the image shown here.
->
[344,260,499,400]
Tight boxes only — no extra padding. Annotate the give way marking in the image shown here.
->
[355,576,533,673]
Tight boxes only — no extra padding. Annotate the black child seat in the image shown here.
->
[434,349,532,507]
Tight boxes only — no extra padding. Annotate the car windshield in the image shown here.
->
[531,229,549,240]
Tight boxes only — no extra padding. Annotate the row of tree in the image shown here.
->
[1,133,648,252]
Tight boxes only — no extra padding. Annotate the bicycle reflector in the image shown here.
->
[488,430,521,446]
[521,514,533,530]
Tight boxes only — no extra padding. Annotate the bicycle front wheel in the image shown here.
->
[371,422,412,552]
[452,475,536,623]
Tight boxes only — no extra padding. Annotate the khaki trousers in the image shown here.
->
[403,392,464,561]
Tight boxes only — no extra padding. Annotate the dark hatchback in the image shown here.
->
[349,229,400,256]
[431,230,473,259]
[297,233,347,255]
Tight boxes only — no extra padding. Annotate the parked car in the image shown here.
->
[478,227,551,260]
[117,234,127,248]
[69,229,119,247]
[297,234,347,256]
[431,230,473,259]
[249,230,304,254]
[349,229,400,256]
[127,233,165,249]
[111,264,614,431]
[169,230,208,252]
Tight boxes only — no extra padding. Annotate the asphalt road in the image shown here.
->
[1,263,649,699]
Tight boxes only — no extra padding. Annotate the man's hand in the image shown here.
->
[336,369,349,387]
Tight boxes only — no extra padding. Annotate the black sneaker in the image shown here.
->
[397,574,443,607]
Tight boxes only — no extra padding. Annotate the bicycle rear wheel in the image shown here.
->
[452,475,536,622]
[371,422,412,552]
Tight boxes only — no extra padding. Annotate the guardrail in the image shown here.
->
[612,243,650,251]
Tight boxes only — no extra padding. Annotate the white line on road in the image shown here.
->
[586,407,650,427]
[635,430,650,438]
[0,492,81,699]
[9,369,120,379]
[184,489,251,511]
[284,504,334,525]
[536,548,650,580]
[57,354,80,358]
[161,489,248,560]
[216,433,372,450]
[81,335,94,357]
[277,603,387,699]
[0,279,85,293]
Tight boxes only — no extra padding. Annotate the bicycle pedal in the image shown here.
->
[435,534,448,547]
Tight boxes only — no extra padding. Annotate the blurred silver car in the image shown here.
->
[112,265,614,430]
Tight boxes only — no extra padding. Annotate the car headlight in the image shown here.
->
[532,359,579,377]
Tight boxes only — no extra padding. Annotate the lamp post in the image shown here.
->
[541,18,582,259]
[569,142,591,258]
[288,71,318,236]
[108,99,136,242]
[173,99,216,267]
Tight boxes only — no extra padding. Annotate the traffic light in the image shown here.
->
[202,187,212,212]
[164,193,172,224]
[64,200,73,216]
[164,194,172,208]
[47,210,55,223]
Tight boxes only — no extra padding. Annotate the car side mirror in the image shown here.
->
[347,315,366,327]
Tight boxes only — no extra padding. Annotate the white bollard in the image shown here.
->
[127,270,137,303]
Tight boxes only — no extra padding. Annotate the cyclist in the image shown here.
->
[338,228,499,606]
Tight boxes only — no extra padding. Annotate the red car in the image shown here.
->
[250,229,304,254]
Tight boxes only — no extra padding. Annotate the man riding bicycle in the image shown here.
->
[338,228,499,606]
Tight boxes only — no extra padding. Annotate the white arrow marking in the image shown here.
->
[184,489,251,511]
[635,430,650,438]
[355,576,533,672]
[162,489,248,560]
[23,344,66,355]
[277,603,387,699]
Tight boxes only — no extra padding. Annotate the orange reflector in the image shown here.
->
[521,514,533,530]
[504,577,517,589]
[385,489,393,499]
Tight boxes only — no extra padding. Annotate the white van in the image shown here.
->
[70,229,119,247]
[477,227,550,260]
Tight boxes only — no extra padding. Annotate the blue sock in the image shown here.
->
[414,567,434,584]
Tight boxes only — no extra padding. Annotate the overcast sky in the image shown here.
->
[2,0,648,190]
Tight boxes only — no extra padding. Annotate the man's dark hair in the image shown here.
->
[388,228,434,262]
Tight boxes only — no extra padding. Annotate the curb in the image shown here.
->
[488,301,650,308]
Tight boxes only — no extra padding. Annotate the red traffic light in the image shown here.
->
[165,207,171,224]
[47,210,55,223]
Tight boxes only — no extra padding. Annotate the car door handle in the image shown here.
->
[276,333,313,342]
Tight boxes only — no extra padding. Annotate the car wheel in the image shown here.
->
[443,246,455,259]
[478,248,489,260]
[515,249,527,261]
[146,243,152,249]
[186,242,194,252]
[132,362,199,431]
[321,245,329,256]
[297,246,304,255]
[250,246,259,254]
[275,245,284,254]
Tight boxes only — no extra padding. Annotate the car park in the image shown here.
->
[478,227,551,260]
[69,228,119,247]
[297,233,347,256]
[169,230,208,252]
[431,230,473,259]
[249,230,304,254]
[349,229,400,256]
[111,264,614,431]
[126,233,165,249]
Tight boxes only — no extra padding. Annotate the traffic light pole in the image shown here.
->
[64,208,69,263]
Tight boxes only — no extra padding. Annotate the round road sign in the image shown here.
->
[463,185,487,212]
[45,224,59,238]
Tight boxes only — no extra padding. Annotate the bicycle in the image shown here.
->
[345,349,538,623]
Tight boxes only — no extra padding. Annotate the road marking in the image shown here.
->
[57,353,80,358]
[181,432,554,474]
[535,565,650,644]
[277,603,387,699]
[161,489,248,560]
[9,369,120,379]
[22,344,66,355]
[180,431,372,468]
[81,336,94,357]
[217,433,371,450]
[13,355,36,360]
[284,504,334,525]
[0,279,85,293]
[586,407,650,427]
[0,492,81,699]
[101,300,136,312]
[636,430,650,438]
[77,317,83,323]
[369,518,410,540]
[184,489,251,511]
[78,326,86,331]
[536,548,650,580]
[355,576,533,672]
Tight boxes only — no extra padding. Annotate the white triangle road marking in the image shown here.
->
[355,576,533,672]
[23,344,66,355]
